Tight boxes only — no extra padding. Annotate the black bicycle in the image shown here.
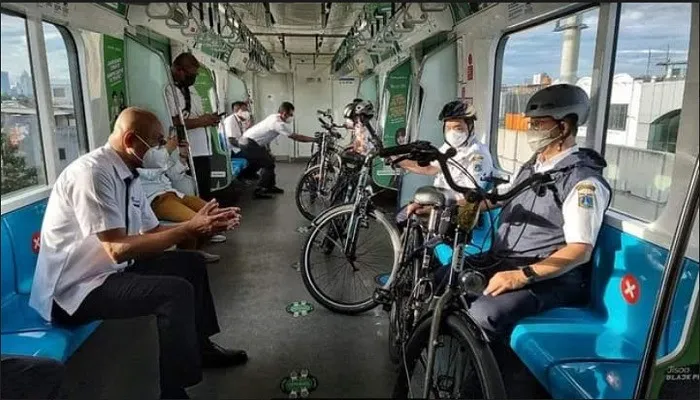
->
[379,141,554,399]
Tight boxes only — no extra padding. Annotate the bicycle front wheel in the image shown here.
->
[294,165,337,221]
[393,313,506,399]
[300,205,401,314]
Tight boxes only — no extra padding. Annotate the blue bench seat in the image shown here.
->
[509,223,699,399]
[1,199,101,362]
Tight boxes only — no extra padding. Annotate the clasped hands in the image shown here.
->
[185,199,241,237]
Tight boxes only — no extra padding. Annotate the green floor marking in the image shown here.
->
[285,301,314,317]
[280,369,318,398]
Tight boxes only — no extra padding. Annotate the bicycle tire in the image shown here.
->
[389,222,424,364]
[300,204,401,314]
[393,313,506,399]
[295,165,334,221]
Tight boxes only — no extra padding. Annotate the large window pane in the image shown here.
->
[43,22,86,175]
[493,7,600,174]
[1,13,47,199]
[601,3,691,222]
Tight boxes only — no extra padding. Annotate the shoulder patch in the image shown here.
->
[577,183,595,209]
[470,154,485,163]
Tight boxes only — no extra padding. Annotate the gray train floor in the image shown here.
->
[57,162,548,399]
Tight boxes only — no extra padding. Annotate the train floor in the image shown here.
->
[57,162,549,399]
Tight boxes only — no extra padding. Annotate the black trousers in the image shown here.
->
[0,355,65,399]
[435,252,587,338]
[51,250,221,391]
[192,156,212,201]
[238,139,276,190]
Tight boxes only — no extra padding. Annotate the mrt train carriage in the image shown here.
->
[0,2,698,399]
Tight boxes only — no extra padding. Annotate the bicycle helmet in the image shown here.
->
[343,99,362,119]
[524,83,589,124]
[438,100,477,122]
[354,100,374,119]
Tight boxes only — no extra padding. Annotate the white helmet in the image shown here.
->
[525,84,589,125]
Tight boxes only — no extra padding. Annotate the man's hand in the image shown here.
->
[210,205,241,230]
[406,202,431,217]
[185,200,237,236]
[200,113,221,126]
[482,269,528,296]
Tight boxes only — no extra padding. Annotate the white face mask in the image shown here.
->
[135,135,169,169]
[286,116,294,124]
[237,110,250,121]
[345,119,354,129]
[526,125,562,153]
[445,129,469,148]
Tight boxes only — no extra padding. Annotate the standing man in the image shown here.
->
[165,52,221,201]
[238,101,318,199]
[29,107,247,399]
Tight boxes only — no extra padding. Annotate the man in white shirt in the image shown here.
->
[223,101,250,154]
[29,107,246,399]
[394,100,494,224]
[238,101,317,198]
[165,53,221,202]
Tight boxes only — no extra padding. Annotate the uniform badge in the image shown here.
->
[576,182,596,209]
[470,154,484,163]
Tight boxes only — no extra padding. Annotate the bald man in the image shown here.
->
[29,107,247,399]
[165,52,221,202]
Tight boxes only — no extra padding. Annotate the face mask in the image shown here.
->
[526,125,562,153]
[237,110,251,120]
[345,119,354,129]
[178,73,197,87]
[286,116,294,124]
[445,129,469,147]
[143,147,170,169]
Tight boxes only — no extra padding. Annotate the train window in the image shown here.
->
[1,12,48,199]
[42,22,88,175]
[600,2,692,222]
[492,7,600,174]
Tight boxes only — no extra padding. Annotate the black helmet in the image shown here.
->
[439,100,477,122]
[343,99,362,119]
[354,100,374,119]
[525,83,589,124]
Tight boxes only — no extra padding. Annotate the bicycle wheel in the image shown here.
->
[388,221,424,364]
[295,165,337,221]
[300,204,401,314]
[393,313,506,399]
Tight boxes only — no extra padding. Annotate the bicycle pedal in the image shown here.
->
[372,288,393,305]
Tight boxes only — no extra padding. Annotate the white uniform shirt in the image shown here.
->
[241,113,293,147]
[532,145,611,245]
[222,113,245,152]
[29,144,160,321]
[164,84,212,157]
[431,135,494,200]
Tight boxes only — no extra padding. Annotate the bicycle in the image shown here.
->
[298,119,402,315]
[380,141,554,399]
[295,110,345,220]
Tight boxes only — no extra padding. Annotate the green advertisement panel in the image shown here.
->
[373,60,412,188]
[103,35,126,129]
[192,67,231,191]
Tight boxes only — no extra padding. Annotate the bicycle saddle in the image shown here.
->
[413,186,454,207]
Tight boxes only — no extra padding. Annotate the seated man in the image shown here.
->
[394,100,494,226]
[29,107,247,400]
[223,101,251,156]
[136,134,228,263]
[451,84,611,339]
[238,101,317,199]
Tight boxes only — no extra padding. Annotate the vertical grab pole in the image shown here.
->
[633,156,700,399]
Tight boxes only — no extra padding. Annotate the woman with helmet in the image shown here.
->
[394,99,494,225]
[346,100,378,156]
[448,83,612,340]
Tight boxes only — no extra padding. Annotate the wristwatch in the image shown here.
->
[521,265,538,284]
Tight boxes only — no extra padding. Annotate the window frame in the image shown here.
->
[488,3,601,169]
[0,8,88,214]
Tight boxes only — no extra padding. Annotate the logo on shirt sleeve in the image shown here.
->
[576,182,596,209]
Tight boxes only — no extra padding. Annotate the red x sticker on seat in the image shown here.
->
[621,274,640,304]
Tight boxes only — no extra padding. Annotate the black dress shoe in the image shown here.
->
[253,189,274,199]
[266,186,285,194]
[201,340,248,368]
[160,387,189,399]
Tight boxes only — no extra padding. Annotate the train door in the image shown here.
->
[398,42,458,207]
[293,64,332,159]
[255,73,293,160]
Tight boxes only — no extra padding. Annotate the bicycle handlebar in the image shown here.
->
[379,141,554,202]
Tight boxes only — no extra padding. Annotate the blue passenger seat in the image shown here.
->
[509,223,699,399]
[1,199,101,362]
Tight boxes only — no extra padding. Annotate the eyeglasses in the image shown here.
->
[527,118,557,131]
[135,133,166,149]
